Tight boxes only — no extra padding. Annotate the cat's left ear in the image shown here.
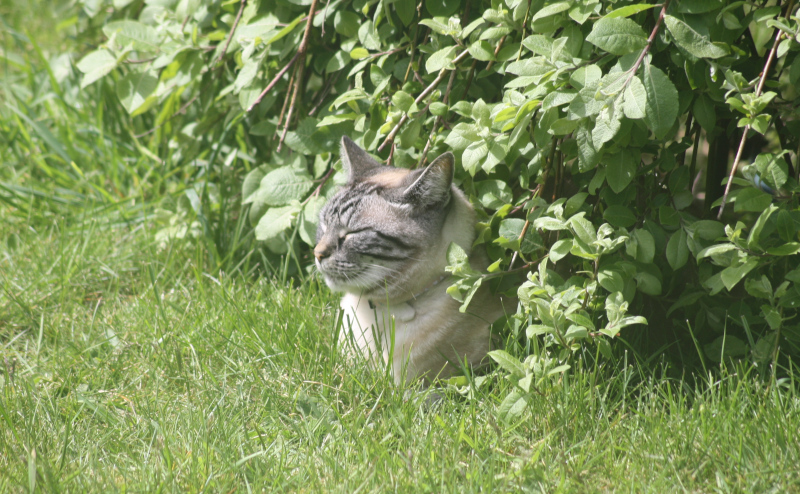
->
[341,136,381,182]
[402,152,454,206]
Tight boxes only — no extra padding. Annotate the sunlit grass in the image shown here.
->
[1,223,799,492]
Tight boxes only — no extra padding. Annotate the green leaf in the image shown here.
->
[395,0,415,26]
[745,276,773,299]
[767,243,800,256]
[642,65,679,139]
[426,46,457,73]
[299,196,326,246]
[476,180,513,210]
[666,228,689,270]
[692,94,716,131]
[697,243,737,260]
[242,165,270,203]
[255,204,301,241]
[747,204,778,251]
[569,215,596,244]
[349,47,369,60]
[687,220,725,241]
[116,71,158,114]
[549,239,572,262]
[358,21,381,51]
[592,104,622,148]
[334,11,361,37]
[720,259,759,291]
[754,153,788,190]
[634,272,662,295]
[605,150,637,194]
[391,91,415,112]
[468,40,495,61]
[251,168,314,207]
[586,17,648,55]
[576,123,600,172]
[705,335,748,362]
[623,76,647,119]
[497,390,528,422]
[598,270,625,294]
[530,2,571,23]
[632,229,655,263]
[76,49,117,88]
[103,20,160,52]
[462,141,488,175]
[603,205,636,228]
[426,0,461,17]
[488,349,526,378]
[733,187,772,213]
[776,210,796,242]
[604,4,657,18]
[664,15,728,59]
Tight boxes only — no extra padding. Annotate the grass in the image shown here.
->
[2,222,800,493]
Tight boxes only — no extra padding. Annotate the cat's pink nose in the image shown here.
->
[314,243,331,261]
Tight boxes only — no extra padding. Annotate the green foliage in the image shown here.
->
[8,0,800,396]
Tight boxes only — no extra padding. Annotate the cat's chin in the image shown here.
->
[322,275,389,298]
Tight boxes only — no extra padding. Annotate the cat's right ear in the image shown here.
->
[341,136,381,182]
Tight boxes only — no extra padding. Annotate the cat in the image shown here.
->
[314,136,509,383]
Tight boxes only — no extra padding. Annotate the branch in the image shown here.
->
[622,0,670,89]
[417,70,457,167]
[717,1,793,219]
[378,49,470,152]
[215,0,247,66]
[246,51,300,112]
[246,0,319,113]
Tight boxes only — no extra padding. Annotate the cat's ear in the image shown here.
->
[341,136,381,182]
[402,151,454,206]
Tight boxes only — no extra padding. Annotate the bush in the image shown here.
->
[44,0,800,383]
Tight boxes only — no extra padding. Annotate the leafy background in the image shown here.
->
[4,0,800,412]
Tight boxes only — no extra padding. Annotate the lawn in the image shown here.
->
[2,222,800,492]
[2,0,800,492]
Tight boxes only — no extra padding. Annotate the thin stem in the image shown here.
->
[378,49,470,152]
[622,0,671,90]
[418,70,457,167]
[717,0,793,218]
[215,0,247,66]
[246,51,300,112]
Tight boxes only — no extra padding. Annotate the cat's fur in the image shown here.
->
[315,137,507,383]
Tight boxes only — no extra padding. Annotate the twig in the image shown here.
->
[459,59,478,101]
[215,0,247,66]
[277,64,302,151]
[246,51,300,112]
[378,49,470,152]
[622,0,670,90]
[310,165,335,198]
[418,70,457,167]
[508,139,557,270]
[484,35,507,72]
[276,66,297,130]
[717,2,792,218]
[309,72,340,116]
[275,0,320,149]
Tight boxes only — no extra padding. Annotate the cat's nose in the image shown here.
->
[313,243,331,261]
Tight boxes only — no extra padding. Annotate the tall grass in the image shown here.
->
[2,223,800,492]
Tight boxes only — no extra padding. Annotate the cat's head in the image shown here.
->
[315,137,455,296]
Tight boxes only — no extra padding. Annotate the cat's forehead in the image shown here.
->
[363,168,411,188]
[321,181,410,227]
